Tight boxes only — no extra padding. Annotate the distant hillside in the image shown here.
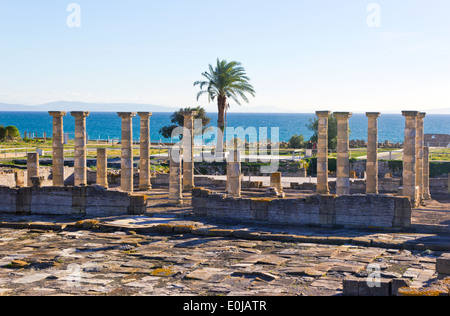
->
[0,101,178,113]
[0,101,448,114]
[425,108,450,115]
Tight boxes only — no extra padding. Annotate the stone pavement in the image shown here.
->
[0,191,448,296]
[0,223,446,296]
[0,216,448,296]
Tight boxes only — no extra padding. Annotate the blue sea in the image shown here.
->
[0,111,448,144]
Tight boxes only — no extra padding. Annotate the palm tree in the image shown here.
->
[194,59,255,154]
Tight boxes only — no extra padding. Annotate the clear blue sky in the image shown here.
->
[0,0,449,113]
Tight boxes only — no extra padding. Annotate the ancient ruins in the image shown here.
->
[0,109,442,230]
[0,109,449,297]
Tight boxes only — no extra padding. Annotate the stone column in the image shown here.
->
[316,111,330,195]
[96,148,108,188]
[71,111,90,186]
[169,147,183,205]
[49,111,66,186]
[183,112,197,190]
[227,149,241,198]
[270,172,283,193]
[366,112,381,194]
[402,111,419,206]
[138,112,152,191]
[118,112,137,192]
[27,152,39,187]
[15,170,25,188]
[416,113,426,200]
[422,146,431,200]
[335,112,352,195]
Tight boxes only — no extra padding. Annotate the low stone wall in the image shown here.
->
[192,188,412,230]
[0,186,147,216]
[291,178,447,195]
[430,177,448,194]
[0,169,16,187]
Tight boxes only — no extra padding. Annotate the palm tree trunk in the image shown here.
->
[216,95,226,157]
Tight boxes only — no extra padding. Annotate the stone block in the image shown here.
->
[358,278,392,296]
[129,194,147,206]
[30,176,44,188]
[392,279,412,296]
[342,277,360,296]
[192,188,203,197]
[16,188,32,214]
[14,170,25,188]
[344,277,392,296]
[191,196,207,208]
[437,253,450,275]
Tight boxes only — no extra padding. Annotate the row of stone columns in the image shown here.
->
[366,112,381,194]
[139,112,152,191]
[335,112,352,196]
[402,111,430,206]
[315,110,430,206]
[49,111,66,187]
[118,112,135,192]
[47,111,153,193]
[168,111,198,204]
[72,111,89,186]
[316,111,330,195]
[182,112,196,191]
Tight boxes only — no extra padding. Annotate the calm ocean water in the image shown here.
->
[0,111,448,144]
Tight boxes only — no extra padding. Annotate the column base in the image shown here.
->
[169,198,183,205]
[121,187,134,193]
[336,188,350,196]
[139,184,152,191]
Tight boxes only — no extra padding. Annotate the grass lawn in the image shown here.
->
[430,148,450,161]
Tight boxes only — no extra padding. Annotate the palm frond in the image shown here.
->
[194,58,255,110]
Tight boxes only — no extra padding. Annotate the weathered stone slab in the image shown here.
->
[13,273,51,284]
[310,278,342,290]
[185,268,223,281]
[437,253,450,275]
[328,263,365,273]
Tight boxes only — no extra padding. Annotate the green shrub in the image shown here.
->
[4,126,21,140]
[288,134,304,149]
[430,162,450,178]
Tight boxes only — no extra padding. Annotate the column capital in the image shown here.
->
[418,112,426,119]
[402,111,419,117]
[138,112,153,118]
[118,112,137,119]
[70,111,90,118]
[334,112,353,119]
[49,111,67,118]
[316,111,331,117]
[183,111,199,118]
[366,112,381,118]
